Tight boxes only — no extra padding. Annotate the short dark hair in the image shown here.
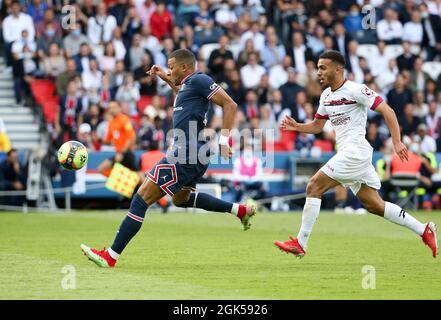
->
[169,49,196,67]
[7,148,17,157]
[319,50,346,67]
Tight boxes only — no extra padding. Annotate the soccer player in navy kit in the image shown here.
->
[81,49,256,268]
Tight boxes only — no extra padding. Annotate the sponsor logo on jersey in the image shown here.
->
[324,98,357,106]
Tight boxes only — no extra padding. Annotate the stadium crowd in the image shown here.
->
[1,0,441,208]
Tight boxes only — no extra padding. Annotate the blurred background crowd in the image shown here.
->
[0,0,440,155]
[0,0,441,209]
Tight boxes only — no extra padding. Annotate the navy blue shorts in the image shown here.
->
[146,157,209,196]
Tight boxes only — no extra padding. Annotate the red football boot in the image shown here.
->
[81,244,117,268]
[422,222,438,258]
[273,235,306,258]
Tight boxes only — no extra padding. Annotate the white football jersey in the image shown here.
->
[315,80,383,150]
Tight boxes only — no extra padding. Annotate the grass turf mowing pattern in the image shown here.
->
[0,210,440,299]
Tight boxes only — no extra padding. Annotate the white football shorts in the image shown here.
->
[320,143,381,195]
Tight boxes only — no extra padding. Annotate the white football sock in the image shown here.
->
[383,202,425,236]
[107,247,120,260]
[231,203,240,215]
[297,197,322,249]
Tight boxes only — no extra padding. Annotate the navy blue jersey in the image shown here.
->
[169,72,221,164]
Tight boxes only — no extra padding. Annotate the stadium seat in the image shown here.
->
[422,61,441,81]
[384,45,403,59]
[273,131,295,151]
[201,43,220,61]
[40,96,60,124]
[356,44,379,62]
[390,173,420,210]
[137,96,154,114]
[30,79,56,105]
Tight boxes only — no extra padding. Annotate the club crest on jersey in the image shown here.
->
[362,86,374,97]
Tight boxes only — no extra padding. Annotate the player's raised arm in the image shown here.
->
[280,115,327,134]
[147,64,180,94]
[374,101,409,162]
[209,87,237,159]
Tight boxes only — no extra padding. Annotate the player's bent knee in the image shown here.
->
[306,180,322,198]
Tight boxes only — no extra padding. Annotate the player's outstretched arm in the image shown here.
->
[375,101,409,162]
[147,65,180,93]
[209,87,237,159]
[280,115,326,134]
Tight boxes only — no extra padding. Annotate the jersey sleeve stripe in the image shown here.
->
[370,96,383,110]
[314,113,329,119]
[207,85,221,99]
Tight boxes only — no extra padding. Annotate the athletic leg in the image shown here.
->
[274,170,341,257]
[356,184,438,257]
[81,178,166,267]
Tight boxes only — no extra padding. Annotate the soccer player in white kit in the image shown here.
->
[274,50,438,258]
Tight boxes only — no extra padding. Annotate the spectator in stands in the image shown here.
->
[115,73,140,116]
[135,53,156,97]
[377,8,404,45]
[56,80,83,144]
[256,73,270,105]
[409,57,431,93]
[35,8,61,38]
[0,148,27,206]
[139,24,160,54]
[268,55,292,89]
[215,0,238,33]
[232,143,266,203]
[240,21,265,52]
[376,58,399,93]
[11,29,37,104]
[279,68,304,112]
[426,100,441,140]
[63,23,88,58]
[2,1,35,70]
[100,42,117,73]
[343,3,363,34]
[369,40,391,77]
[419,2,441,62]
[417,123,437,154]
[261,32,285,69]
[180,25,200,57]
[413,91,429,119]
[403,9,423,45]
[305,19,326,59]
[136,0,156,27]
[111,27,127,62]
[36,23,63,60]
[121,5,142,44]
[241,89,260,120]
[73,43,96,74]
[366,122,385,151]
[83,104,103,138]
[77,123,95,151]
[56,59,78,97]
[150,2,173,40]
[237,38,260,69]
[87,2,117,46]
[109,0,129,26]
[0,118,11,153]
[42,43,66,79]
[332,21,352,59]
[207,35,234,81]
[267,88,285,123]
[401,103,421,136]
[396,41,418,72]
[240,52,266,89]
[259,103,279,143]
[98,100,137,175]
[387,74,414,120]
[82,59,102,92]
[129,33,150,71]
[286,31,313,76]
[109,60,127,96]
[226,69,246,107]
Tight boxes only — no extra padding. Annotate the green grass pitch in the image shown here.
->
[0,210,440,299]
